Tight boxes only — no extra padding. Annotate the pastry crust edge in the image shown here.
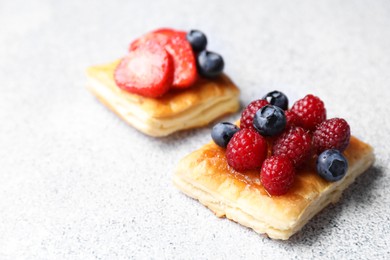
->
[85,61,240,137]
[173,139,375,240]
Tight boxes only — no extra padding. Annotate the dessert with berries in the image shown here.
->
[86,28,239,136]
[174,91,374,240]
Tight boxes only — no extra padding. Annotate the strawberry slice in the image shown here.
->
[165,35,197,88]
[129,28,186,50]
[153,28,186,39]
[114,41,173,98]
[129,29,197,88]
[130,32,169,51]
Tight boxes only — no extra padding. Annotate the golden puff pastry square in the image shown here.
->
[86,60,240,137]
[173,136,374,240]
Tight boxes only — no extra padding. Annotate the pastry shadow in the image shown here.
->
[130,98,245,146]
[155,114,243,146]
[279,164,384,245]
[154,101,245,145]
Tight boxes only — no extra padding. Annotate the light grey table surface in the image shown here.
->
[1,0,389,259]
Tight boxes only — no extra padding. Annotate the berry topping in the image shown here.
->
[253,105,286,136]
[186,30,207,52]
[129,28,186,50]
[316,149,348,182]
[153,28,187,39]
[197,50,224,78]
[262,91,288,110]
[260,155,295,196]
[114,41,173,98]
[284,110,302,129]
[272,126,312,167]
[211,122,240,148]
[313,118,351,154]
[291,94,326,131]
[129,29,197,89]
[240,99,269,129]
[226,129,268,171]
[165,35,198,88]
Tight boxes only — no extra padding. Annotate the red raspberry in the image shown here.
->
[284,110,301,129]
[272,126,312,167]
[260,155,295,196]
[226,129,268,171]
[312,118,351,154]
[240,99,268,129]
[291,94,326,131]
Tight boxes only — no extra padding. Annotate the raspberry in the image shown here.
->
[226,129,268,171]
[291,94,326,131]
[240,99,268,129]
[272,126,312,167]
[312,118,351,154]
[284,110,301,129]
[260,155,295,196]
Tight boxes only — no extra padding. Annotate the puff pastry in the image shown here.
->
[86,61,240,136]
[173,136,374,240]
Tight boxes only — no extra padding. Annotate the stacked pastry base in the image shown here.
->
[86,61,240,137]
[174,136,374,240]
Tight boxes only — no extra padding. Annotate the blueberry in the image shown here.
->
[197,50,224,78]
[211,122,239,148]
[262,90,288,110]
[186,30,207,52]
[316,149,348,182]
[253,105,286,136]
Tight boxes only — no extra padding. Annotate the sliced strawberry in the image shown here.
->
[153,28,186,39]
[129,29,197,88]
[129,32,169,51]
[165,35,197,88]
[114,41,173,98]
[129,28,186,51]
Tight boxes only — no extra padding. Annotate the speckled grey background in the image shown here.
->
[1,0,389,259]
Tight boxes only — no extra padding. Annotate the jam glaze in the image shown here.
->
[198,136,364,199]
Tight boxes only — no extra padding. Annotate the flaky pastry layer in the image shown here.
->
[86,61,240,136]
[173,136,374,240]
